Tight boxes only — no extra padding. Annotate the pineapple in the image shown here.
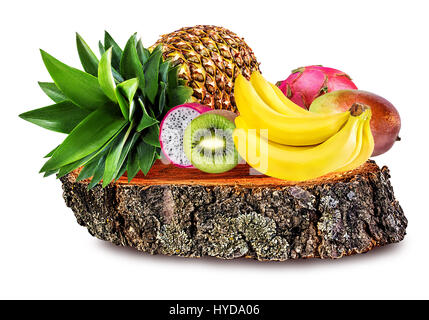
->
[19,32,193,188]
[151,25,260,112]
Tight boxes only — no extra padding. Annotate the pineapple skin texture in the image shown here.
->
[152,25,260,113]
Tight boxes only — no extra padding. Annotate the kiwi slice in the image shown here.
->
[183,113,239,173]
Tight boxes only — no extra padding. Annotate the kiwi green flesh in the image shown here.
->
[183,114,239,174]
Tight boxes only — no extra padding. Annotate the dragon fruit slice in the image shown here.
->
[159,103,211,168]
[278,65,358,110]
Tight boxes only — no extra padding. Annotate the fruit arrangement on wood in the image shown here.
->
[19,26,406,260]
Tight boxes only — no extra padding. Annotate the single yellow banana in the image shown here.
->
[235,74,350,146]
[334,120,365,171]
[233,111,365,181]
[336,111,374,172]
[250,71,311,116]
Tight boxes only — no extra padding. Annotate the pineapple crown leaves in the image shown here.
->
[19,31,193,188]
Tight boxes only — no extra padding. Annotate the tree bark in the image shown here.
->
[60,160,407,260]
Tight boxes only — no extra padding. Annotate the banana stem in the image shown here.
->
[349,103,369,116]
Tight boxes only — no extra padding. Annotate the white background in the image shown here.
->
[1,0,428,299]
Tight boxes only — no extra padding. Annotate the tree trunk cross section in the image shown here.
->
[60,160,407,260]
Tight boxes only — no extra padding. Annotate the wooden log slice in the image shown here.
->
[60,160,407,260]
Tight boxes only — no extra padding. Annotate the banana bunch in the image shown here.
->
[233,72,374,181]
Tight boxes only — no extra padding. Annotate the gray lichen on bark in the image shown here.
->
[60,163,407,261]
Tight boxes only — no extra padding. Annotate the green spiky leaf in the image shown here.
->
[115,78,138,120]
[76,33,99,76]
[143,124,160,147]
[167,65,180,89]
[43,169,58,177]
[98,41,105,56]
[38,82,67,103]
[19,101,90,134]
[120,34,145,91]
[40,50,110,111]
[112,69,124,83]
[114,161,128,182]
[136,98,158,132]
[158,82,167,114]
[44,145,59,158]
[126,147,140,182]
[40,107,127,172]
[137,139,156,175]
[56,150,98,178]
[56,122,124,179]
[88,154,107,189]
[103,125,130,187]
[76,155,101,181]
[117,78,139,102]
[115,131,140,181]
[98,48,117,103]
[137,39,150,65]
[144,45,162,104]
[167,85,193,109]
[159,61,170,83]
[104,31,122,71]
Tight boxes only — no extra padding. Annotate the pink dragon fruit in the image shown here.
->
[159,103,211,168]
[278,65,358,110]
